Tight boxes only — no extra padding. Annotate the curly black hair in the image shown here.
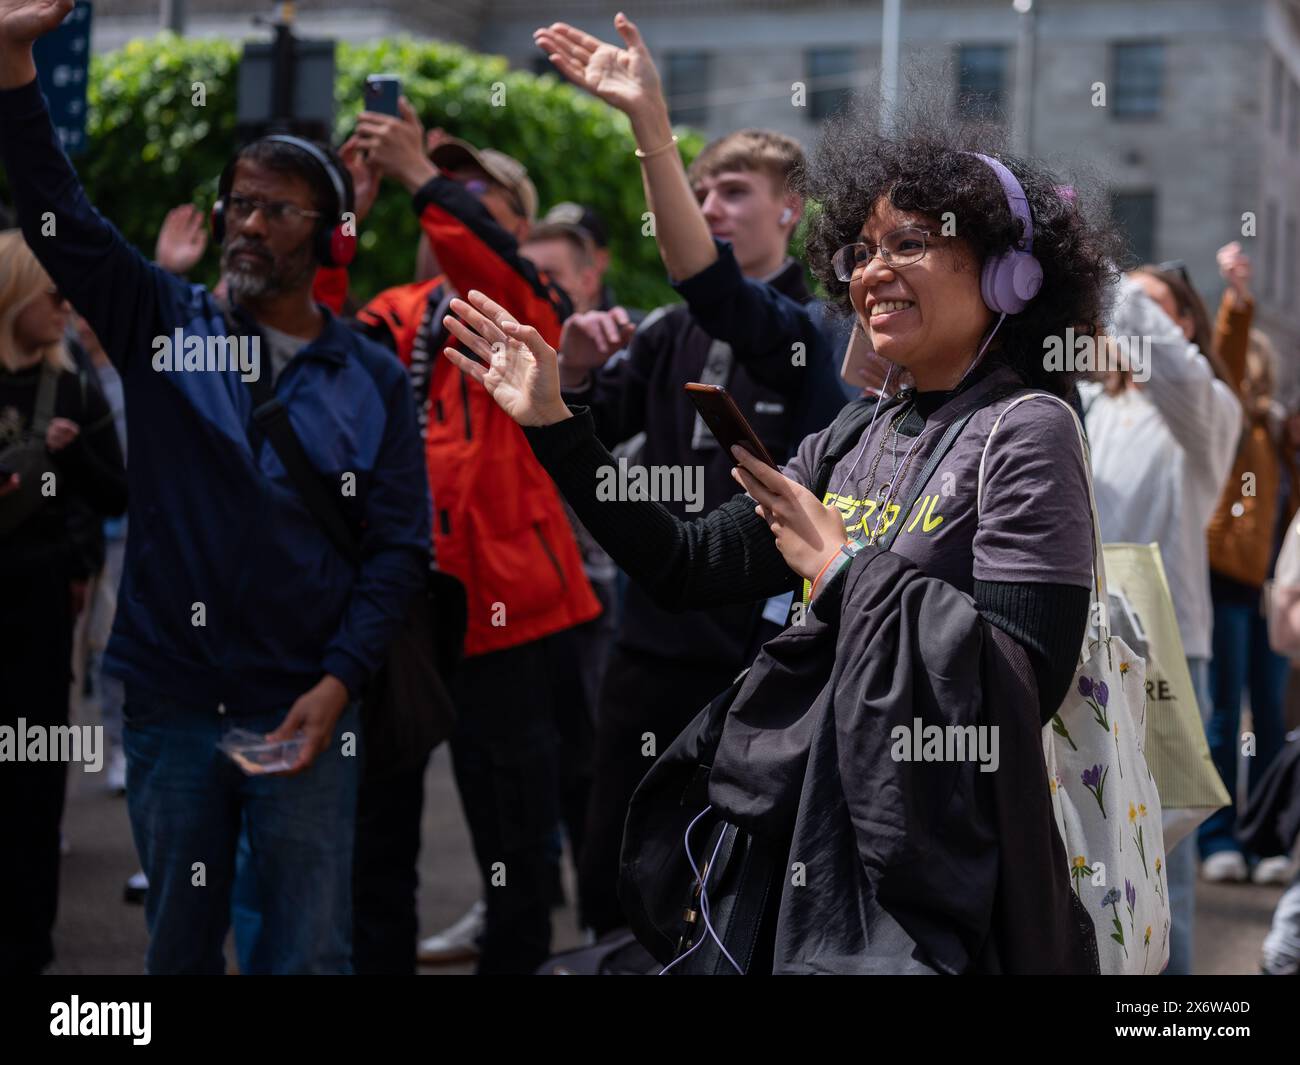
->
[802,95,1122,397]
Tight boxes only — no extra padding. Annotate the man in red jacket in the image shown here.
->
[349,102,601,974]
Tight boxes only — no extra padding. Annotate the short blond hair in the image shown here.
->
[686,128,806,197]
[0,229,74,373]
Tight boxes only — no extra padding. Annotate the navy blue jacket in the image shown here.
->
[0,79,431,713]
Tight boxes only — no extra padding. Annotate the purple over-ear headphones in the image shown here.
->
[966,152,1043,315]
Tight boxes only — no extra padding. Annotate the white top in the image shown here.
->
[1080,277,1241,659]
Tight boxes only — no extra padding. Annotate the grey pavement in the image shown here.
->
[47,746,1286,976]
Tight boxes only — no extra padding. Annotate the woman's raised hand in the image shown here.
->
[442,291,573,427]
[534,14,664,120]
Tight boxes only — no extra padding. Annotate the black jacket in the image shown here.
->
[622,546,1097,974]
[1238,732,1300,858]
[564,242,846,667]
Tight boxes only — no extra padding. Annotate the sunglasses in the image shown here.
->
[1156,259,1194,291]
[458,176,526,220]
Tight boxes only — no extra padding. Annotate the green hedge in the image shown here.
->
[7,33,706,310]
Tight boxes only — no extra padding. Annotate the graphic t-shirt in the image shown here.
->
[781,362,1093,595]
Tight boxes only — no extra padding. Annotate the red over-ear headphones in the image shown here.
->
[211,134,357,268]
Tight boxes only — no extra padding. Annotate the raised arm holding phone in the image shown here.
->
[529,13,849,937]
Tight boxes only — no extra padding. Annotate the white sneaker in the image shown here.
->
[105,745,126,795]
[124,870,148,905]
[1201,851,1249,883]
[1252,856,1294,885]
[417,899,486,965]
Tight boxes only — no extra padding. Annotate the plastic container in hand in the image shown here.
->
[218,728,305,774]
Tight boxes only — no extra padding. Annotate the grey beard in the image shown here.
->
[222,241,317,302]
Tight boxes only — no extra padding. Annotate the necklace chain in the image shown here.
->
[853,402,925,544]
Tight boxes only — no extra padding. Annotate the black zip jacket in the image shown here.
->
[563,242,847,668]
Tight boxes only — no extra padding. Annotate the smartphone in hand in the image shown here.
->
[364,74,401,117]
[684,382,775,467]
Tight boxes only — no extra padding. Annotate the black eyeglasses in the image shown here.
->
[832,226,938,282]
[226,193,322,226]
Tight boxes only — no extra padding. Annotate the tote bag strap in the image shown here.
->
[976,391,1110,639]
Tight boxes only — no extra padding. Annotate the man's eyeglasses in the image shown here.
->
[226,193,322,226]
[832,226,937,282]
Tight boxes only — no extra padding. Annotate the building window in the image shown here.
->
[1110,191,1157,265]
[1272,55,1285,135]
[665,52,711,127]
[1111,42,1164,118]
[956,44,1008,121]
[1290,79,1300,151]
[1286,215,1297,308]
[806,47,857,121]
[1266,200,1279,304]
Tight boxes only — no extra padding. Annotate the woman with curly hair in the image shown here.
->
[446,14,1122,974]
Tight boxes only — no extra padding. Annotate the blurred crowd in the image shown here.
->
[3,7,1300,977]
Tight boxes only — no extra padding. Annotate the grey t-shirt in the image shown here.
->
[260,322,311,385]
[782,364,1093,594]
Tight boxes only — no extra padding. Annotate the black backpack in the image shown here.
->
[0,363,60,537]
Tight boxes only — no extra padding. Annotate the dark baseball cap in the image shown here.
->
[542,202,609,248]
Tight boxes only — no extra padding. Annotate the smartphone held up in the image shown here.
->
[364,74,401,116]
[684,382,775,467]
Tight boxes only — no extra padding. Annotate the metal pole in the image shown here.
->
[881,0,901,130]
[1013,0,1037,156]
[270,20,295,131]
[160,0,187,34]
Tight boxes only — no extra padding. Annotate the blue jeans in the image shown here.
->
[1164,656,1212,976]
[1199,600,1289,860]
[123,690,360,974]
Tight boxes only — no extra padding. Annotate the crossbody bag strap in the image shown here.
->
[877,406,980,551]
[218,297,362,569]
[976,391,1109,638]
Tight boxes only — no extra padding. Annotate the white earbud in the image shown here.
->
[779,208,793,225]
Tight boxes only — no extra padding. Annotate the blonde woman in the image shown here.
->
[0,228,125,974]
